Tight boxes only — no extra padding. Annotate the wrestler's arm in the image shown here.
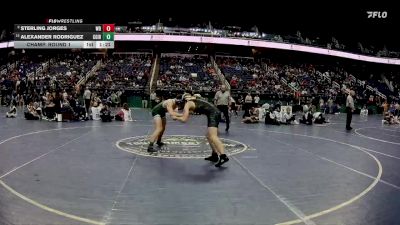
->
[166,100,182,117]
[174,102,193,122]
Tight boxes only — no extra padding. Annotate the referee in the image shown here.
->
[214,85,231,132]
[346,90,355,130]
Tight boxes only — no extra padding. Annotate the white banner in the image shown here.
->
[42,62,49,69]
[281,77,287,85]
[376,91,386,99]
[357,79,365,86]
[349,75,356,82]
[366,85,374,92]
[332,81,340,89]
[288,82,298,91]
[322,74,331,82]
[7,63,15,70]
[36,67,43,74]
[273,72,279,80]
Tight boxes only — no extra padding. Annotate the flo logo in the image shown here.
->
[367,11,387,19]
[116,135,249,158]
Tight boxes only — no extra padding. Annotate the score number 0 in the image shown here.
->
[102,24,115,41]
[102,24,115,32]
[102,32,114,41]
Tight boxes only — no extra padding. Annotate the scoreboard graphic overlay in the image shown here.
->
[14,24,115,49]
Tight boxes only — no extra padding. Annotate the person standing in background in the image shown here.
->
[243,93,253,118]
[346,90,355,130]
[230,96,238,117]
[142,92,149,109]
[214,85,231,132]
[83,87,91,119]
[150,91,157,108]
[254,94,260,107]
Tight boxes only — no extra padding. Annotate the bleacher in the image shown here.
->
[157,54,218,91]
[87,53,152,90]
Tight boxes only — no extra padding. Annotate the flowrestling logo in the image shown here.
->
[367,11,388,19]
[116,135,248,158]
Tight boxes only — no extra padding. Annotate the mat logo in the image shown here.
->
[367,11,387,19]
[116,135,248,158]
[162,137,201,146]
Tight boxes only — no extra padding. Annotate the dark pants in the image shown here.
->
[151,100,157,108]
[217,105,230,130]
[346,107,352,129]
[243,103,251,118]
[25,112,39,120]
[84,99,91,115]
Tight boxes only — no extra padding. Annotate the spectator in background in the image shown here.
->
[383,111,399,125]
[229,96,238,117]
[319,98,324,111]
[313,112,328,124]
[115,103,133,121]
[83,87,91,118]
[346,90,355,130]
[237,96,243,111]
[150,91,157,108]
[382,100,389,114]
[394,103,400,117]
[242,107,259,123]
[265,105,280,125]
[360,105,368,117]
[300,105,313,125]
[100,103,112,122]
[6,100,17,118]
[214,85,230,132]
[243,93,253,118]
[111,92,118,108]
[25,102,40,120]
[142,92,149,108]
[254,94,260,107]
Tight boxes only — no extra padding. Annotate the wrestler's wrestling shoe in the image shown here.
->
[205,153,219,163]
[215,154,229,167]
[147,145,158,153]
[156,142,165,147]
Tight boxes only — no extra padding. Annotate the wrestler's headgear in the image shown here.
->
[175,93,190,109]
[182,93,193,100]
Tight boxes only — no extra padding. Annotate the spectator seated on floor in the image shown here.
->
[383,112,399,125]
[256,106,266,120]
[313,112,329,124]
[6,101,17,118]
[68,95,86,121]
[258,103,272,120]
[242,107,260,123]
[265,105,281,125]
[100,103,113,122]
[261,103,270,109]
[42,93,56,121]
[91,101,103,121]
[280,106,297,125]
[115,103,133,121]
[59,97,74,121]
[360,105,368,116]
[394,103,400,117]
[300,105,313,125]
[24,102,40,120]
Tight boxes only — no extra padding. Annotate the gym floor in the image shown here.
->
[0,107,399,225]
